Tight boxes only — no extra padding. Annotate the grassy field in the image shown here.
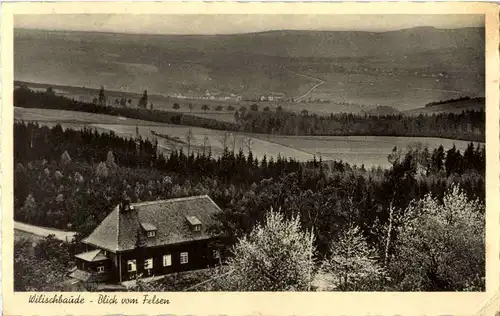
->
[15,108,315,161]
[15,108,480,168]
[257,134,479,168]
[14,107,166,126]
[289,71,484,111]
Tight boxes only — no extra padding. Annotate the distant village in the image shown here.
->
[169,90,289,103]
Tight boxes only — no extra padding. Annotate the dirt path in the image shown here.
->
[14,221,77,242]
[283,67,326,102]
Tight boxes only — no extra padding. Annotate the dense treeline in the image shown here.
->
[425,96,481,107]
[236,109,485,142]
[14,122,485,252]
[14,86,236,131]
[15,87,485,142]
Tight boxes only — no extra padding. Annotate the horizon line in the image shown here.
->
[14,25,484,37]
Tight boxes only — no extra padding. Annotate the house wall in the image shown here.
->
[117,238,221,282]
[75,258,112,282]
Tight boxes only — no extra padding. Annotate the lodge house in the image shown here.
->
[70,195,224,284]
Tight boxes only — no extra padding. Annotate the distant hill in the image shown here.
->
[15,26,484,59]
[404,97,485,115]
[14,27,484,110]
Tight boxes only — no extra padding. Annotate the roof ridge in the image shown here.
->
[130,195,210,207]
[91,249,100,261]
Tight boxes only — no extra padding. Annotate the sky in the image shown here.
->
[14,14,484,35]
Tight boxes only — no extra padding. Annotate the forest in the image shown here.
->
[236,108,485,142]
[15,87,485,142]
[14,122,485,291]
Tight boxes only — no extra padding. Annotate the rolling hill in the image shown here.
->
[15,27,485,110]
[404,97,485,115]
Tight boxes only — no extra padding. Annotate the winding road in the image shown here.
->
[283,66,326,102]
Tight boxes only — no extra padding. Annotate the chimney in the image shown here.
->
[120,196,132,212]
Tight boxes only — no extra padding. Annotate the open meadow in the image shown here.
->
[15,107,315,161]
[260,134,478,168]
[15,107,480,168]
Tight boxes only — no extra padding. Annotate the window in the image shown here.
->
[144,258,153,270]
[163,254,172,267]
[213,250,220,259]
[180,252,189,264]
[194,225,201,232]
[147,230,156,238]
[127,259,136,272]
[97,266,105,273]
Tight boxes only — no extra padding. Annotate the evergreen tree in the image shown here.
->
[106,150,117,169]
[21,194,36,222]
[138,90,148,108]
[463,142,475,171]
[98,86,106,106]
[45,87,55,96]
[445,145,458,175]
[431,145,445,173]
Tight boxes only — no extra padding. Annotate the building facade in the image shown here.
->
[70,195,224,284]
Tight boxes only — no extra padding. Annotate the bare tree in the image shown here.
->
[244,137,255,153]
[237,137,246,152]
[219,132,230,151]
[230,133,238,154]
[185,128,195,156]
[202,136,210,156]
[168,142,178,153]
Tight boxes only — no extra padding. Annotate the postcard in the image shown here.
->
[1,2,499,316]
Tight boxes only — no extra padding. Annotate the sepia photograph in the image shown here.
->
[8,8,491,297]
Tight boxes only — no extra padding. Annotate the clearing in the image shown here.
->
[15,108,479,168]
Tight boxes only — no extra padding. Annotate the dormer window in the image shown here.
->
[185,215,202,232]
[141,222,157,238]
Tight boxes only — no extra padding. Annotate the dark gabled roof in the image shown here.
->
[82,195,222,252]
[75,249,108,262]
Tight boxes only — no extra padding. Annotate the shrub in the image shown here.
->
[390,185,485,291]
[95,162,109,179]
[226,209,315,291]
[322,225,386,291]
